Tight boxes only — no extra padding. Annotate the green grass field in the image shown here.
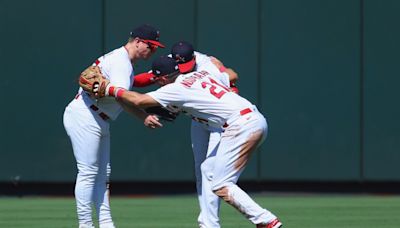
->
[1,194,399,227]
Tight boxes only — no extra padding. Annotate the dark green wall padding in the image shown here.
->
[0,0,398,182]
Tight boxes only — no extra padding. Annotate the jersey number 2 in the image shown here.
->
[201,78,230,99]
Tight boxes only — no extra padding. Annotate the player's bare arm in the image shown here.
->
[209,56,239,94]
[113,89,163,129]
[118,100,162,129]
[209,56,238,83]
[117,89,159,109]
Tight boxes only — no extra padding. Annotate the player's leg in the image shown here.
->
[93,129,115,228]
[64,107,105,227]
[191,121,210,227]
[199,129,222,228]
[211,113,280,226]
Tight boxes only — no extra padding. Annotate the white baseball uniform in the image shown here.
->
[139,51,227,226]
[147,70,278,227]
[63,46,134,228]
[188,51,231,227]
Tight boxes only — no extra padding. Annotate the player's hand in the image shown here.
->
[229,81,239,94]
[230,86,239,94]
[144,114,163,129]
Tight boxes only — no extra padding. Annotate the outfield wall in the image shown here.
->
[0,0,399,183]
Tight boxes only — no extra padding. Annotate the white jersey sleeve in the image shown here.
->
[193,51,209,66]
[194,51,230,88]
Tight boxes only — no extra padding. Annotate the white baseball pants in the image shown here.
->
[191,121,223,227]
[209,107,278,227]
[63,98,114,228]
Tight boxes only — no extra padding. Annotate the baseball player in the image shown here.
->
[171,41,238,227]
[63,24,164,228]
[131,41,239,227]
[81,56,282,228]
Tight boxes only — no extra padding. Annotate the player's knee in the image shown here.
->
[213,186,233,204]
[77,164,99,176]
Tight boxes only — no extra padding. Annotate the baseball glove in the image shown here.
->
[144,106,179,122]
[79,65,109,98]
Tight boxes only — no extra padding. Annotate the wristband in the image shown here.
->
[106,85,115,96]
[106,85,126,98]
[219,65,227,72]
[116,88,125,98]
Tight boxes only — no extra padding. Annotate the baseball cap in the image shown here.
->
[152,55,179,77]
[130,24,165,48]
[171,41,196,73]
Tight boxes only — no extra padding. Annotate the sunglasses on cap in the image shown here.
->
[139,39,158,51]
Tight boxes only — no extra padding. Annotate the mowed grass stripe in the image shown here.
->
[0,194,399,227]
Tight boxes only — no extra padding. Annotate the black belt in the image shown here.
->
[75,93,110,121]
[89,104,110,121]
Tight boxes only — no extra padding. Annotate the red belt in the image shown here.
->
[90,105,110,121]
[223,108,253,128]
[240,108,252,116]
[192,108,253,127]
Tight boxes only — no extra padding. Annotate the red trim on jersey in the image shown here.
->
[95,59,100,66]
[240,108,252,116]
[133,72,156,87]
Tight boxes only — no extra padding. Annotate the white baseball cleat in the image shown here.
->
[256,218,282,228]
[79,224,95,228]
[99,223,116,228]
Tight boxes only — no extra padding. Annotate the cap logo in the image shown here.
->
[175,54,186,63]
[156,31,160,41]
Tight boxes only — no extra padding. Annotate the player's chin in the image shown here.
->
[142,51,154,60]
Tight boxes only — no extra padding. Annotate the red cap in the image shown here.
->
[144,39,165,48]
[177,58,196,73]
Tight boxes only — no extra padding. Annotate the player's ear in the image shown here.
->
[128,37,136,44]
[131,37,140,46]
